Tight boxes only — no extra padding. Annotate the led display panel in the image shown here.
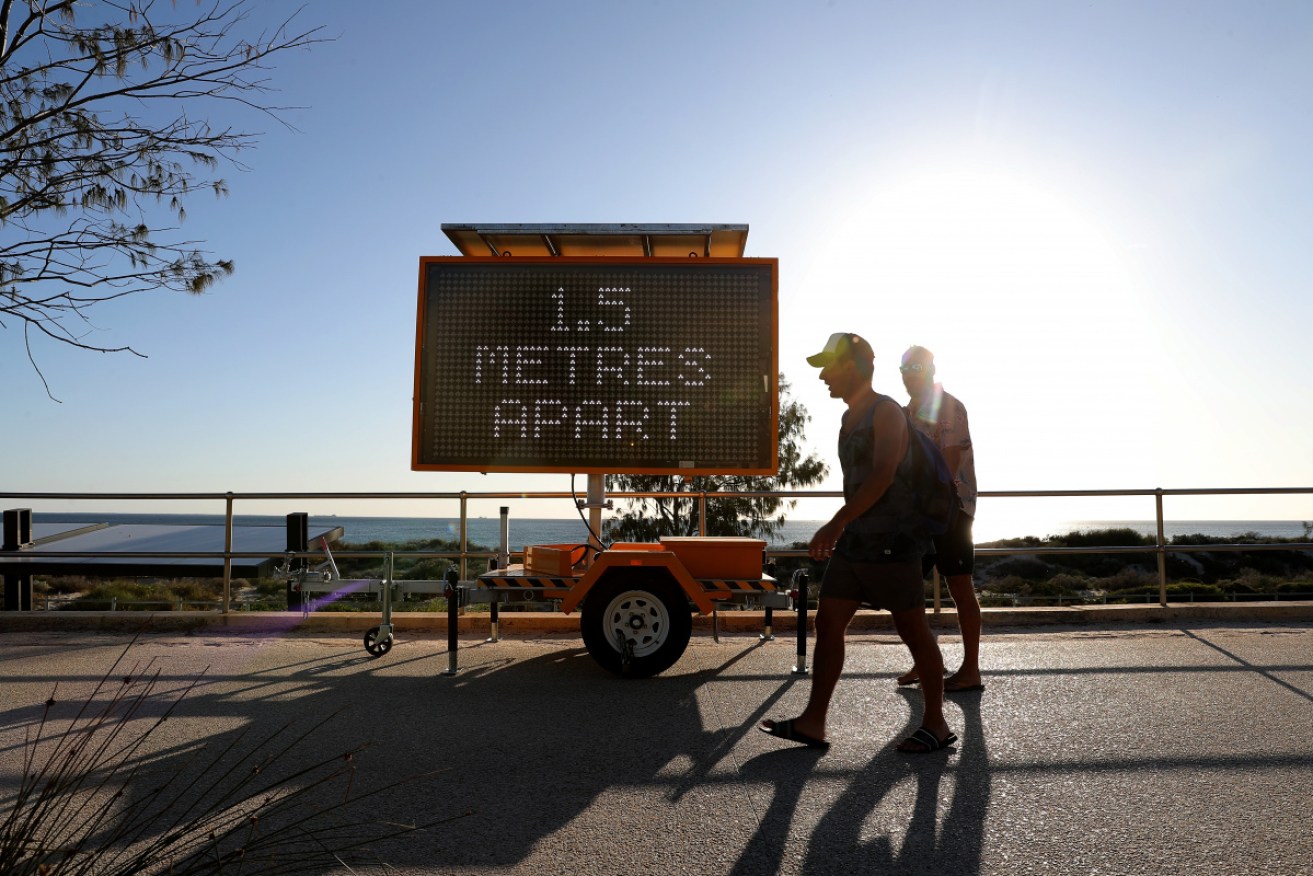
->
[413,257,778,474]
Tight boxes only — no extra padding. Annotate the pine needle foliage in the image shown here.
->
[0,1,325,397]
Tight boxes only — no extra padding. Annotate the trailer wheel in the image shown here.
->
[581,573,692,677]
[363,626,393,657]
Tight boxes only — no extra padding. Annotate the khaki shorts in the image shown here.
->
[819,554,925,612]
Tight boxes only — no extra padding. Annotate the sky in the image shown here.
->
[4,0,1313,540]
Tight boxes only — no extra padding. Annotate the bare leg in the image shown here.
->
[773,596,860,742]
[945,574,982,687]
[890,607,950,744]
[899,573,982,688]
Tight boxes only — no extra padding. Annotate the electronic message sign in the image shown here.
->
[412,257,778,474]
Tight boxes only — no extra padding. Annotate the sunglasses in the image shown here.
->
[899,363,927,374]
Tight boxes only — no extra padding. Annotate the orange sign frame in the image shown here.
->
[412,256,779,475]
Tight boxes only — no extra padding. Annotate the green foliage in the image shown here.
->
[1275,577,1313,595]
[983,575,1033,596]
[35,575,87,596]
[1220,568,1296,594]
[1057,527,1152,547]
[1098,567,1159,591]
[982,535,1046,549]
[29,526,1313,612]
[604,375,828,542]
[981,556,1056,582]
[326,537,490,582]
[69,584,148,609]
[66,578,217,609]
[241,577,290,611]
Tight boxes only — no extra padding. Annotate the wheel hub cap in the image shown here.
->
[603,590,670,658]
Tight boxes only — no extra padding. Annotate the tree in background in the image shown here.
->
[1,0,323,396]
[604,375,828,542]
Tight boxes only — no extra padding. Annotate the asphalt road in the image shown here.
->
[1,622,1310,875]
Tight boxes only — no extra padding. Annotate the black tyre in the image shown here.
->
[363,626,393,657]
[580,572,693,677]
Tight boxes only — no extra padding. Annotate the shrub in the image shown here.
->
[70,581,170,610]
[0,639,454,874]
[979,556,1055,582]
[1096,567,1158,591]
[39,576,89,596]
[1225,568,1282,593]
[979,535,1045,549]
[984,575,1032,596]
[1057,527,1152,548]
[1107,581,1227,602]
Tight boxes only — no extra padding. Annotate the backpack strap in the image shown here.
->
[867,393,911,462]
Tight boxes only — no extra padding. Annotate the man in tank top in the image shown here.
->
[760,332,956,754]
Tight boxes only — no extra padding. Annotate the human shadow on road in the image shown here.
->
[730,747,828,876]
[730,688,990,876]
[807,690,989,876]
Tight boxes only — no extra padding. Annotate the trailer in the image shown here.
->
[472,537,792,676]
[280,533,808,677]
[396,222,797,675]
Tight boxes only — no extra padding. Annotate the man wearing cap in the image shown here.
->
[760,332,955,754]
[896,345,983,693]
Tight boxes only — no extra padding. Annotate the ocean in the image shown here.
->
[30,512,1311,548]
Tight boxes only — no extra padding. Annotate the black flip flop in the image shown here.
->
[897,727,958,754]
[759,718,830,750]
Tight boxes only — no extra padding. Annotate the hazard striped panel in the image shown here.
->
[475,574,574,598]
[477,575,571,589]
[700,579,780,593]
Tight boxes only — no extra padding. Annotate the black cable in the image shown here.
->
[571,473,611,549]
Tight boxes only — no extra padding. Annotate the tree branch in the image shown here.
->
[0,0,325,391]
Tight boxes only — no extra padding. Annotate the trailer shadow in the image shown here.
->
[1,635,990,873]
[1,637,770,869]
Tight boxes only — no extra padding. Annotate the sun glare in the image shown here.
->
[795,165,1164,496]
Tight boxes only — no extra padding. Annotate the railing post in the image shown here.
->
[285,512,309,611]
[792,569,809,675]
[222,494,234,613]
[497,505,510,571]
[1155,489,1168,607]
[443,566,460,676]
[698,492,708,536]
[2,508,34,611]
[459,492,469,581]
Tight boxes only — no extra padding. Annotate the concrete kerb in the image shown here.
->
[3,601,1312,637]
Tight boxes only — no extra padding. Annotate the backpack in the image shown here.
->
[901,410,958,537]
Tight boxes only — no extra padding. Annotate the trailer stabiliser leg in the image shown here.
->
[792,570,809,675]
[614,629,636,675]
[442,567,460,677]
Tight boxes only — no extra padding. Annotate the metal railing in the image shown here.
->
[3,486,1312,613]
